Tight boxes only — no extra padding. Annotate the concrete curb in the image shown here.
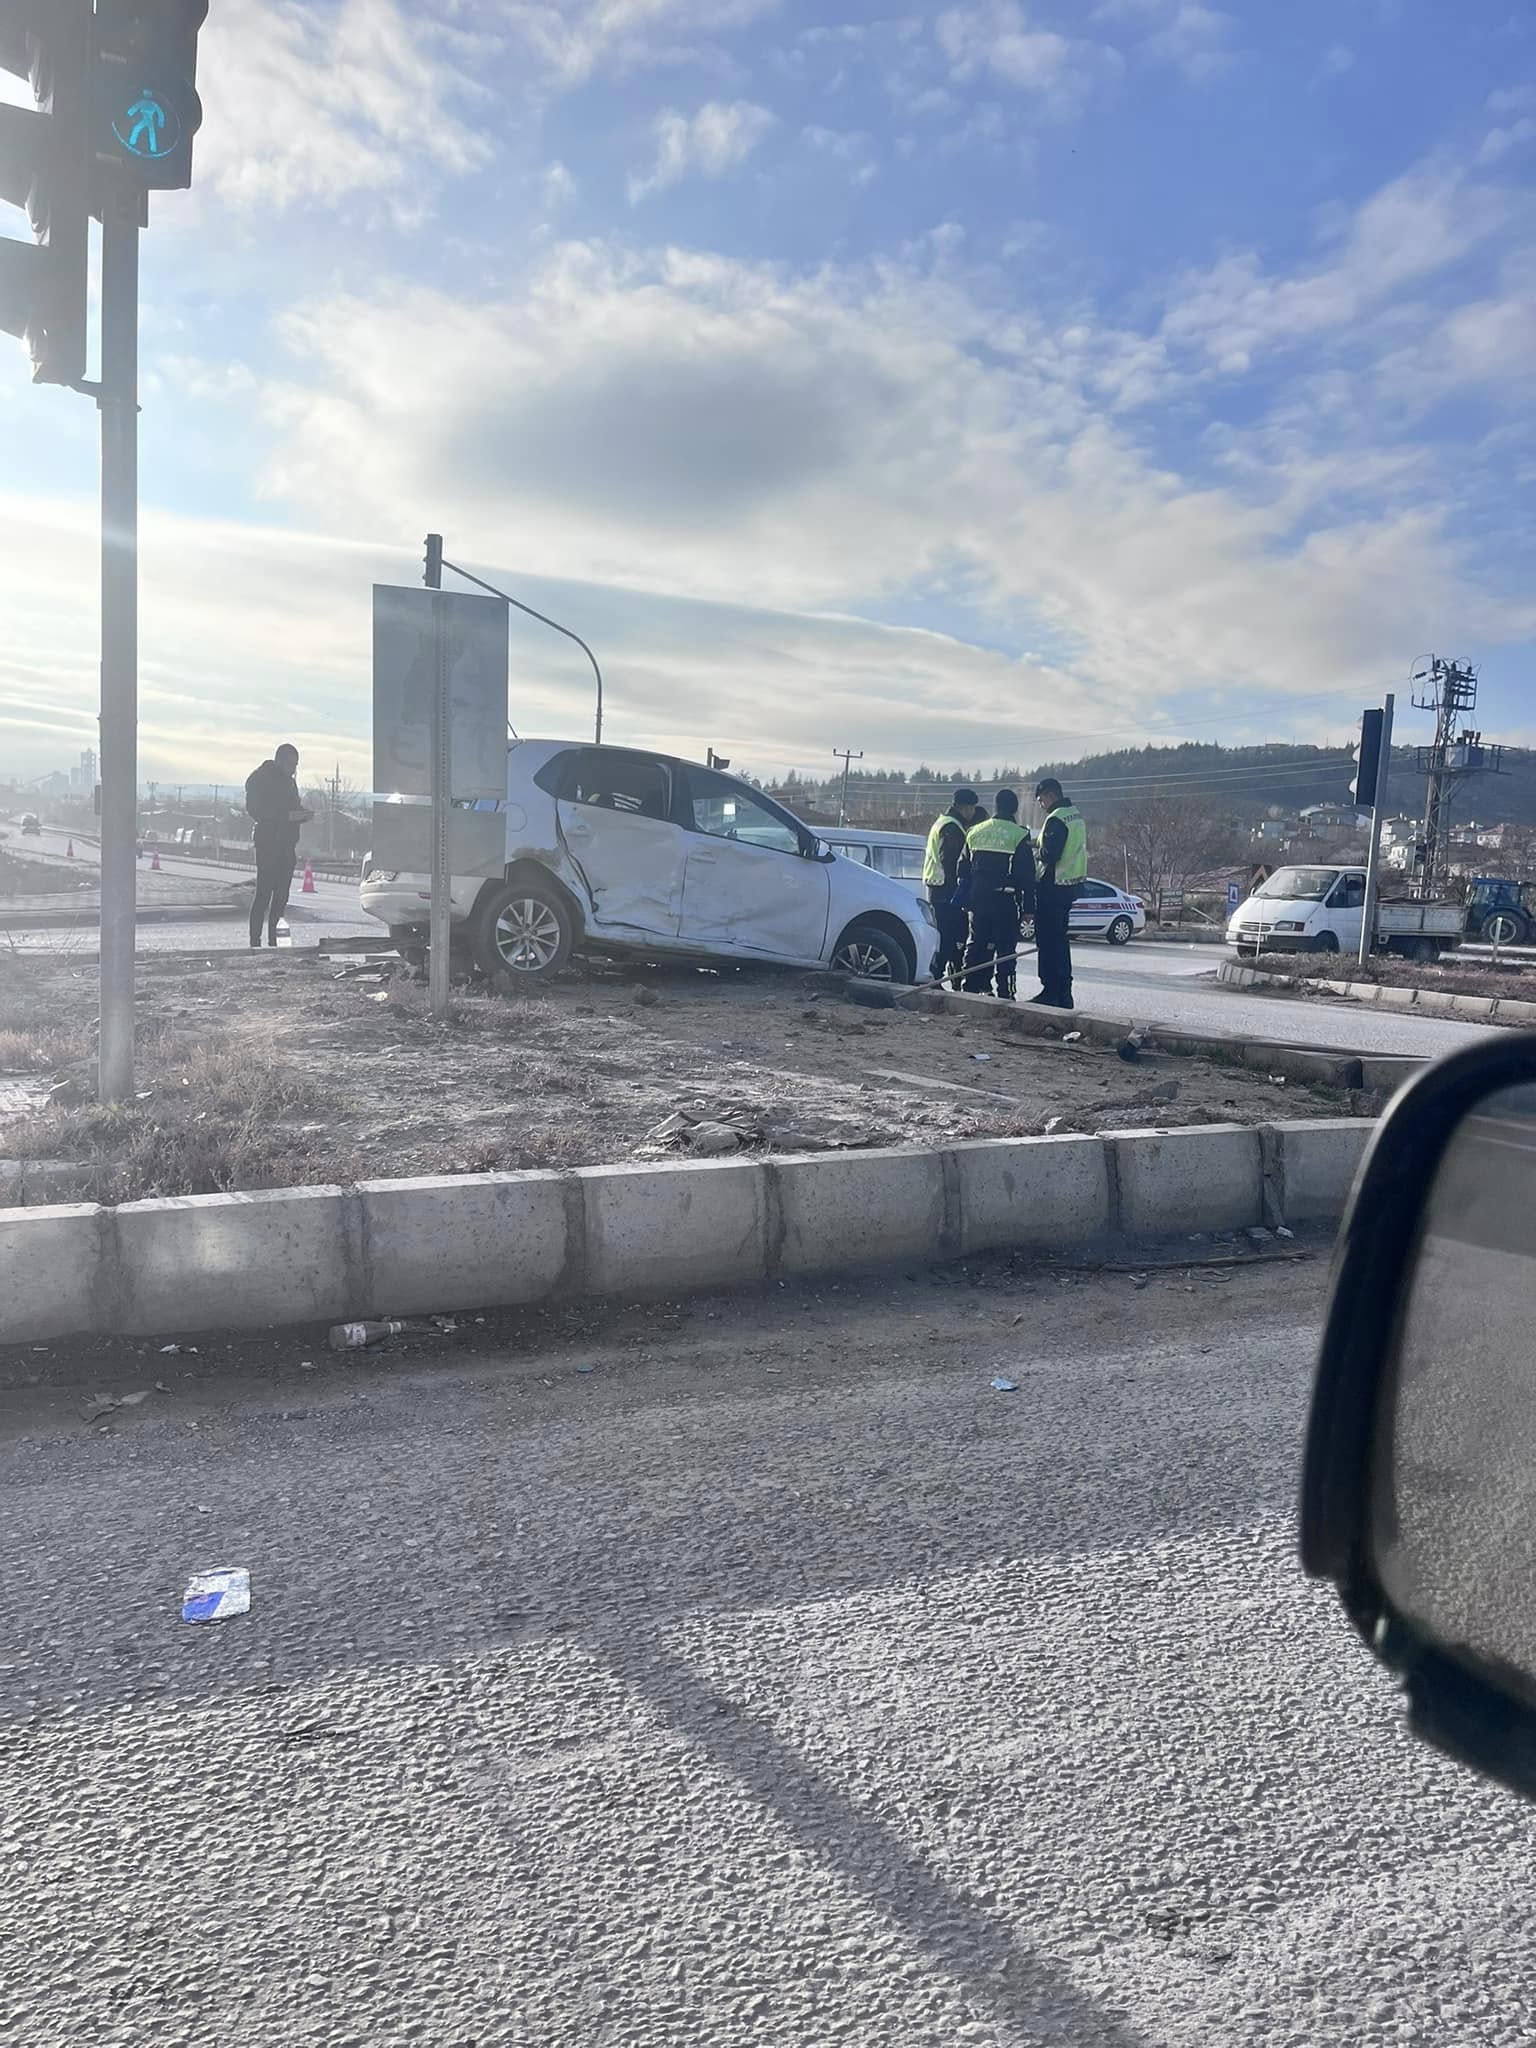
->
[1218,957,1536,1028]
[0,1119,1377,1345]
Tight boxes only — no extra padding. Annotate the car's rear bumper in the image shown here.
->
[360,875,482,928]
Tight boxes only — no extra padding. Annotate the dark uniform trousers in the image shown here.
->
[1033,882,1079,1008]
[965,897,1021,998]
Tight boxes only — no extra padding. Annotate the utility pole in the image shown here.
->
[832,746,863,826]
[1356,696,1393,968]
[1411,656,1504,899]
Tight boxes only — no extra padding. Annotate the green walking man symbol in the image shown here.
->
[125,94,166,155]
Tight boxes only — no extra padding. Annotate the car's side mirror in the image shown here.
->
[1302,1032,1536,1800]
[809,837,833,861]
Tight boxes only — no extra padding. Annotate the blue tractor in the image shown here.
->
[1466,875,1536,946]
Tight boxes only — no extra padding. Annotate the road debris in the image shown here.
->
[328,1318,424,1351]
[990,1376,1019,1392]
[181,1568,250,1623]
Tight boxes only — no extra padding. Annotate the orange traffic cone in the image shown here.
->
[301,861,316,894]
[65,838,75,859]
[150,848,161,871]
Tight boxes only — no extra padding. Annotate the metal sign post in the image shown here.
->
[1358,693,1394,968]
[423,533,450,1016]
[97,187,140,1101]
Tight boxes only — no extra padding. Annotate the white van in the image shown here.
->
[1227,866,1463,962]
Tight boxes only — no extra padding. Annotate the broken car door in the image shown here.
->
[553,749,685,938]
[678,767,831,959]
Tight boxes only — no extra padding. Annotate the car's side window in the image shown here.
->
[686,769,804,855]
[830,842,872,866]
[1331,874,1366,909]
[1078,880,1113,900]
[873,843,924,879]
[556,750,672,822]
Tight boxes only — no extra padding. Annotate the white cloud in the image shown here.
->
[1161,161,1517,371]
[935,1,1121,111]
[1141,2,1235,82]
[627,99,777,201]
[801,126,879,186]
[197,0,492,213]
[1488,85,1536,115]
[1480,117,1536,166]
[541,160,579,210]
[502,0,781,88]
[234,228,1532,740]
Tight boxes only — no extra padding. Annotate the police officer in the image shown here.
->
[1030,777,1087,1008]
[923,786,982,983]
[959,788,1035,999]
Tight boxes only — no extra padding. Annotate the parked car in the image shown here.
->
[361,740,935,984]
[1067,878,1146,945]
[819,827,927,894]
[820,831,1145,948]
[20,813,41,835]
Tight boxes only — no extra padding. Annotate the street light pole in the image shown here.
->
[97,188,140,1103]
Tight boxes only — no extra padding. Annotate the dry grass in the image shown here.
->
[9,1025,357,1205]
[1255,951,1534,1001]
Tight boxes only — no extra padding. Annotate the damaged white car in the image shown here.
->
[361,739,935,985]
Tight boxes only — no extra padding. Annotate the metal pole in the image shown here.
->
[1358,693,1394,968]
[439,557,599,744]
[97,193,140,1102]
[424,537,451,1017]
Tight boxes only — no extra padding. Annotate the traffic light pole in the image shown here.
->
[1357,692,1394,970]
[97,187,139,1101]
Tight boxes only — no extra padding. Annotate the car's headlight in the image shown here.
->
[918,897,937,928]
[1274,920,1303,932]
[366,869,399,884]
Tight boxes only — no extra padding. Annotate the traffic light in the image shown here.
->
[93,1,207,197]
[0,0,92,384]
[1350,707,1385,810]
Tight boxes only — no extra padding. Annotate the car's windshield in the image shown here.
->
[1252,868,1340,902]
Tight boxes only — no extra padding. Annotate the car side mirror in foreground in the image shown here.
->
[1302,1033,1536,1801]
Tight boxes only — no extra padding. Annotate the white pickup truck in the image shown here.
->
[1227,864,1464,964]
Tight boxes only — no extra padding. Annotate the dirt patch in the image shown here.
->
[1252,950,1536,1003]
[0,950,1366,1204]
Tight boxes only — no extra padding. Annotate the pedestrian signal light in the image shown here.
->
[93,0,207,197]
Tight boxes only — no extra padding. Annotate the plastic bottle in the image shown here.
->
[328,1318,412,1351]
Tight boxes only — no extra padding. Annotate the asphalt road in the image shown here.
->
[3,1257,1533,2046]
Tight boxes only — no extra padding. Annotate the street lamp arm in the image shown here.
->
[440,557,604,743]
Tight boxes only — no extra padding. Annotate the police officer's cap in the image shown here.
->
[952,787,979,807]
[995,788,1019,816]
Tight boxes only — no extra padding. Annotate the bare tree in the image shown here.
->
[1112,795,1243,902]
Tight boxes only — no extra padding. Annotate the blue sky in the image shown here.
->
[2,0,1533,787]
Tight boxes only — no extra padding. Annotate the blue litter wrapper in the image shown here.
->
[182,1568,251,1623]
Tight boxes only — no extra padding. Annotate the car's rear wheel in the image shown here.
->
[830,922,915,983]
[1106,914,1135,945]
[473,876,576,985]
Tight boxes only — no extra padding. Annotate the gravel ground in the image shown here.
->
[0,951,1357,1200]
[2,1253,1533,2046]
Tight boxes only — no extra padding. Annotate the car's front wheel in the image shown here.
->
[473,876,576,985]
[830,921,915,983]
[1106,914,1135,945]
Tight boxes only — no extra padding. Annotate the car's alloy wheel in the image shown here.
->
[494,896,565,970]
[1106,914,1134,945]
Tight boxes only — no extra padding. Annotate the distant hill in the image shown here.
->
[777,741,1536,832]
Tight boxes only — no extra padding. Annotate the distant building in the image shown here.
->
[1297,803,1368,836]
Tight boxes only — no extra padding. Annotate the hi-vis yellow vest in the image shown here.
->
[966,818,1027,856]
[1042,802,1087,884]
[923,812,959,886]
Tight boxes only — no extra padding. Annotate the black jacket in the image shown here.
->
[959,829,1037,913]
[246,759,302,857]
